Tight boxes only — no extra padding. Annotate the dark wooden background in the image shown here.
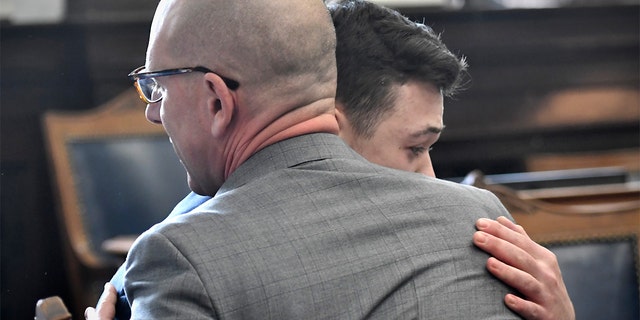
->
[1,1,638,318]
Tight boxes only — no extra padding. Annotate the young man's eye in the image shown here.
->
[410,146,430,156]
[410,145,436,156]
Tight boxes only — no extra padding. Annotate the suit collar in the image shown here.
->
[216,133,359,195]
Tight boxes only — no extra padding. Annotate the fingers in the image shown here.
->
[485,256,540,298]
[475,218,575,320]
[85,283,117,320]
[474,225,552,298]
[484,256,564,320]
[85,307,97,320]
[476,217,562,276]
[477,217,524,244]
[474,221,539,273]
[476,217,543,260]
[97,283,118,306]
[484,256,554,320]
[496,216,528,236]
[504,293,546,320]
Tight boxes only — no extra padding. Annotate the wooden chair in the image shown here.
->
[42,88,190,317]
[465,170,640,320]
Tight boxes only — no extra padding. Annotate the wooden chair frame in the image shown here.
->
[43,88,166,268]
[466,169,640,319]
[42,88,168,316]
[464,170,640,243]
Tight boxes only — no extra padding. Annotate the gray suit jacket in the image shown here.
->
[124,133,520,319]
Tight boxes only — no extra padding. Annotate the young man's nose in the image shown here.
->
[417,155,436,178]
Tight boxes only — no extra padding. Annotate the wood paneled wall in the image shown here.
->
[1,3,638,319]
[412,5,640,177]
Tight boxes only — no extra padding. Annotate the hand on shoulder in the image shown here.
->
[473,217,575,320]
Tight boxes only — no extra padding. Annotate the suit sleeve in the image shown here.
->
[123,230,218,319]
[109,264,131,320]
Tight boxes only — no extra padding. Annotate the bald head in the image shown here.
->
[148,0,337,107]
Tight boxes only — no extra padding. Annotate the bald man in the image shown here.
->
[94,0,522,318]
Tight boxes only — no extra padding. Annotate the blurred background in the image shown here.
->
[1,0,638,319]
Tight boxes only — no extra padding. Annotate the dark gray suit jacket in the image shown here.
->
[124,133,519,319]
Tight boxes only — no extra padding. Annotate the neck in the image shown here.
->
[223,104,339,179]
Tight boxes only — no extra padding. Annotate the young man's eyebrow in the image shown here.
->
[411,124,446,137]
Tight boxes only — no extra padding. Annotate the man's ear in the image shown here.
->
[204,73,237,138]
[334,101,348,131]
[334,101,359,142]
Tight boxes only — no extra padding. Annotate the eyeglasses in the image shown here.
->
[128,66,240,104]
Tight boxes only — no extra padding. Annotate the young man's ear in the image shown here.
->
[334,101,359,143]
[334,101,348,131]
[204,73,237,137]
